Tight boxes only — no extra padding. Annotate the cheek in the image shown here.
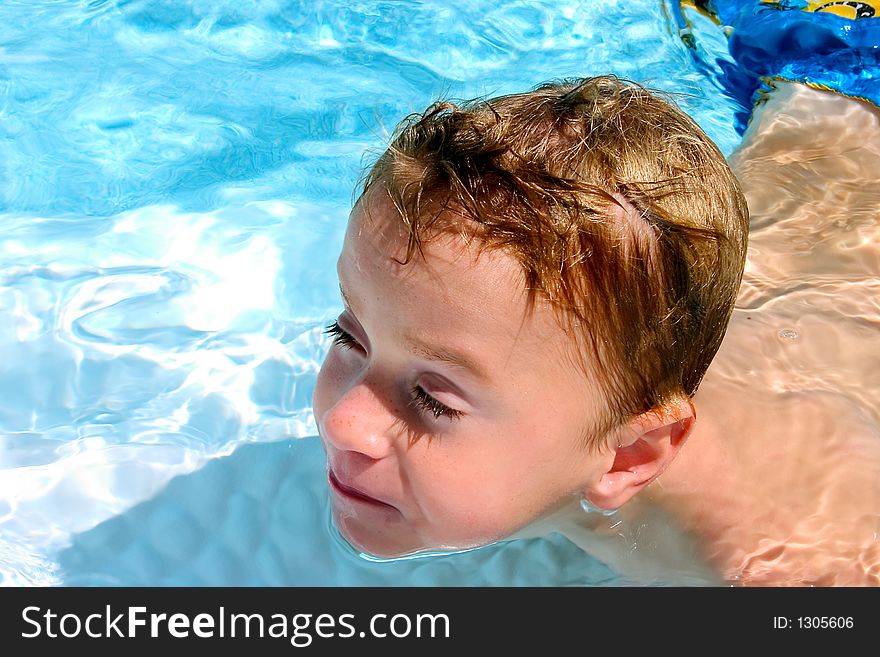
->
[408,436,547,524]
[419,420,583,523]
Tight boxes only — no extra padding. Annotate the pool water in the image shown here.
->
[1,0,742,585]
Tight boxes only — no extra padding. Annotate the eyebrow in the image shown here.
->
[339,283,353,311]
[339,282,489,382]
[403,336,490,382]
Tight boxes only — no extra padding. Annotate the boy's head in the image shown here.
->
[314,76,748,558]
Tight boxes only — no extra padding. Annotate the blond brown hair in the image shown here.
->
[362,76,748,439]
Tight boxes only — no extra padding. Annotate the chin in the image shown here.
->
[333,510,427,559]
[334,510,500,561]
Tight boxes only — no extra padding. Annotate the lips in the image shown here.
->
[328,469,395,508]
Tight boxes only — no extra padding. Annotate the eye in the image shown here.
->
[410,385,463,421]
[324,320,358,349]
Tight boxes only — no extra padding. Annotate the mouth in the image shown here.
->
[328,469,396,509]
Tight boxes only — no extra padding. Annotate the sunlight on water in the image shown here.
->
[0,0,742,585]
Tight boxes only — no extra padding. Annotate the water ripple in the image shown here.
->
[0,0,742,585]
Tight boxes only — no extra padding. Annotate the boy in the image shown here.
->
[312,75,880,585]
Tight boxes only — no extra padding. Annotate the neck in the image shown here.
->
[641,390,744,529]
[531,396,743,585]
[636,380,768,582]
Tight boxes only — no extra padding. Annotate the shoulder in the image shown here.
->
[679,379,880,584]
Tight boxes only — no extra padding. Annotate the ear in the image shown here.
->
[583,398,696,511]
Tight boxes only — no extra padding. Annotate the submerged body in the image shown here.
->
[549,83,880,585]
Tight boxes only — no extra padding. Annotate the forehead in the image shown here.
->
[344,193,521,315]
[338,191,600,389]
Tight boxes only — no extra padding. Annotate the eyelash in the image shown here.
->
[324,321,463,422]
[409,385,463,421]
[324,320,357,349]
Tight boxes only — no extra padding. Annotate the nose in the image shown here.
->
[318,377,396,460]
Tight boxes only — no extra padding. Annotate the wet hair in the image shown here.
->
[361,75,748,443]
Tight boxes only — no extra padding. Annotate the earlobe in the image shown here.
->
[582,400,695,512]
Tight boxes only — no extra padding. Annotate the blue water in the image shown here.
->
[0,0,740,586]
